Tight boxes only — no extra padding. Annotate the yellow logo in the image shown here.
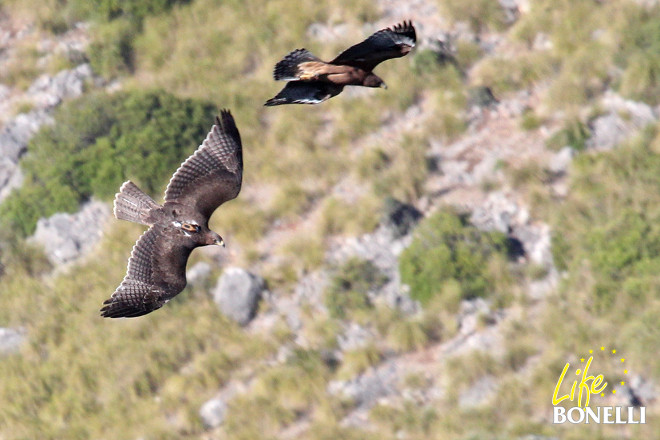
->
[553,346,626,407]
[552,355,608,407]
[552,346,645,425]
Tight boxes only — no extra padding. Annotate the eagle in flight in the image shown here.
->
[100,110,243,318]
[265,20,416,106]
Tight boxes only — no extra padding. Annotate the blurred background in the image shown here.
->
[0,0,658,438]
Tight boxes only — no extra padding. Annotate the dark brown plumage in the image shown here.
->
[100,110,243,318]
[265,21,416,106]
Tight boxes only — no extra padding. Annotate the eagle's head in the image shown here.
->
[363,73,387,89]
[173,220,224,247]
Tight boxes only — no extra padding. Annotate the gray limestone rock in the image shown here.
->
[0,109,52,163]
[199,397,227,429]
[328,226,419,315]
[0,327,25,356]
[327,363,397,408]
[548,146,575,176]
[199,382,240,429]
[498,0,522,23]
[587,92,657,151]
[30,200,110,266]
[0,156,23,202]
[612,375,657,407]
[470,191,554,268]
[337,323,376,352]
[212,268,264,326]
[26,63,93,109]
[186,262,212,288]
[458,375,498,408]
[0,64,94,202]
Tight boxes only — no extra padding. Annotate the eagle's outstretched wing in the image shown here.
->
[265,81,344,106]
[164,110,243,220]
[330,21,416,71]
[100,226,193,318]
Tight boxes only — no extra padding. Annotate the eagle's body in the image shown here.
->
[266,21,416,105]
[292,61,378,85]
[100,110,243,318]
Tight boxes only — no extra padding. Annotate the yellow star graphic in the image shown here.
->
[601,346,605,351]
[624,369,628,374]
[601,393,605,397]
[589,349,593,354]
[580,358,585,362]
[621,358,625,362]
[621,381,625,386]
[612,390,617,394]
[612,349,616,354]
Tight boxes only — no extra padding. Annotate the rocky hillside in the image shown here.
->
[0,0,658,439]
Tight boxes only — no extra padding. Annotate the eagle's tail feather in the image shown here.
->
[273,49,321,81]
[113,180,159,225]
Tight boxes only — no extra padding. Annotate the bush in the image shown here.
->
[0,89,216,236]
[79,0,191,76]
[88,18,138,76]
[325,258,388,320]
[9,0,191,75]
[545,118,590,151]
[441,0,510,33]
[337,344,383,379]
[68,0,190,23]
[318,196,381,237]
[615,5,660,105]
[386,318,431,353]
[551,131,660,311]
[399,209,510,306]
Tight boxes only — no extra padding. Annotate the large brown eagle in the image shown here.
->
[100,110,243,318]
[265,20,416,106]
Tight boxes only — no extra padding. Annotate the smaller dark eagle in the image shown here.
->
[265,20,416,106]
[100,110,243,318]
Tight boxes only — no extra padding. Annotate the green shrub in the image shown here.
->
[279,230,325,275]
[325,258,388,320]
[472,52,555,96]
[441,0,509,33]
[79,0,191,76]
[9,0,191,76]
[370,401,438,437]
[614,5,660,105]
[0,43,41,90]
[399,209,510,306]
[370,133,432,202]
[545,118,590,151]
[253,349,329,413]
[88,18,138,76]
[386,318,431,353]
[337,344,382,379]
[318,196,381,237]
[411,49,459,77]
[269,182,315,220]
[225,349,330,438]
[551,129,660,312]
[306,423,380,440]
[0,89,216,236]
[68,0,190,23]
[520,109,542,131]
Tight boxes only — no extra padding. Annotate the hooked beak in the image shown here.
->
[215,238,225,248]
[380,82,388,89]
